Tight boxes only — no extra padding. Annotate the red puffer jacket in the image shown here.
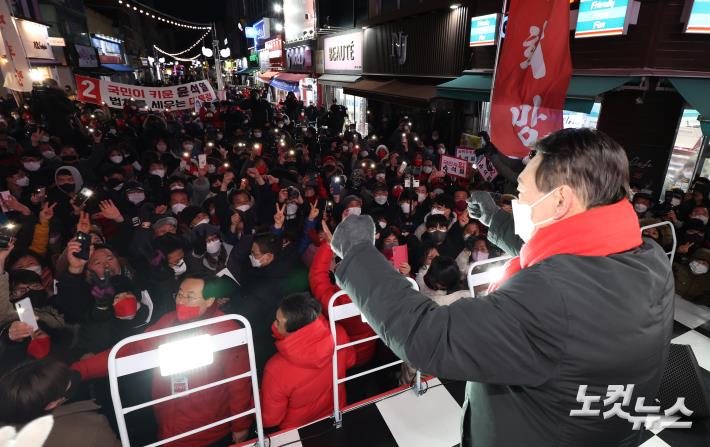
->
[72,307,253,447]
[309,244,376,366]
[261,316,356,430]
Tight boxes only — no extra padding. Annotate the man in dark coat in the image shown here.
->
[330,128,674,447]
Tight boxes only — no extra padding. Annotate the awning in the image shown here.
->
[565,76,633,113]
[270,73,308,92]
[344,79,437,106]
[236,67,258,75]
[257,71,279,83]
[668,77,710,137]
[436,74,492,102]
[318,74,361,87]
[101,63,135,72]
[436,74,634,113]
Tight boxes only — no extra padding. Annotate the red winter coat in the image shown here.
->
[72,307,253,447]
[309,244,376,366]
[261,316,355,430]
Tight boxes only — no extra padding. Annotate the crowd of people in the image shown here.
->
[0,79,706,447]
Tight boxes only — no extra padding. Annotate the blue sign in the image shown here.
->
[244,27,257,38]
[686,0,710,34]
[575,0,630,38]
[469,14,498,47]
[253,19,269,40]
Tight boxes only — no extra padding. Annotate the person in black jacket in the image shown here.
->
[330,128,674,447]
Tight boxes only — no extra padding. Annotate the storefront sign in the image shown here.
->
[91,35,124,64]
[323,31,362,73]
[75,75,216,111]
[253,18,271,40]
[470,13,499,47]
[390,31,408,65]
[440,155,469,178]
[284,0,316,41]
[686,0,710,34]
[575,0,631,38]
[48,37,65,47]
[265,38,283,59]
[245,27,257,38]
[490,0,572,158]
[75,44,98,68]
[286,46,312,71]
[16,19,53,59]
[258,49,270,70]
[0,2,31,91]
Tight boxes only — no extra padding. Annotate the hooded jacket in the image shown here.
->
[261,316,356,429]
[309,243,376,366]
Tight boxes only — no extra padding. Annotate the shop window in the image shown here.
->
[662,109,705,194]
[563,101,601,129]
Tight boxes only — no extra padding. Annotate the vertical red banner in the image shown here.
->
[74,75,102,106]
[490,0,572,158]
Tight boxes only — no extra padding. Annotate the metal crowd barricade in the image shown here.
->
[328,279,422,428]
[640,221,677,265]
[108,314,265,447]
[466,255,513,297]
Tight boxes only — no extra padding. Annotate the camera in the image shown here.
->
[287,186,300,200]
[325,201,334,214]
[74,231,91,260]
[72,188,93,209]
[0,223,17,249]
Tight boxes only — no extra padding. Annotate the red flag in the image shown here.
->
[490,0,572,158]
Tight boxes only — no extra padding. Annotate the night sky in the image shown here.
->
[152,0,227,49]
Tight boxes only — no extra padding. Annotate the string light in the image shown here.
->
[152,30,210,57]
[117,0,212,30]
[153,45,201,61]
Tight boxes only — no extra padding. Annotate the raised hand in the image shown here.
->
[39,202,56,224]
[308,201,320,222]
[274,203,286,229]
[99,200,124,223]
[77,211,91,234]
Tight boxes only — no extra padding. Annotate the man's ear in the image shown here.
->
[555,185,577,218]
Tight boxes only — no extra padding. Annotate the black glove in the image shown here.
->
[467,191,501,227]
[331,215,376,259]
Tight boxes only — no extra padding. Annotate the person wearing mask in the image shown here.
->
[261,293,356,430]
[19,149,52,188]
[227,233,309,373]
[56,131,106,185]
[673,248,710,304]
[2,166,31,203]
[676,218,707,264]
[414,194,455,239]
[366,183,399,224]
[71,274,254,446]
[631,192,653,219]
[189,223,231,273]
[329,128,674,447]
[0,359,121,447]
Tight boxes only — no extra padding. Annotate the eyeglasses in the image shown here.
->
[11,283,43,298]
[174,290,202,303]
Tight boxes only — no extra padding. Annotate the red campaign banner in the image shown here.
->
[74,75,217,111]
[490,0,572,158]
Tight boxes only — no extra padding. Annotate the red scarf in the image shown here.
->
[488,200,642,292]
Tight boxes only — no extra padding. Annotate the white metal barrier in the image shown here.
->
[328,278,421,428]
[640,221,677,265]
[108,314,265,447]
[466,255,513,297]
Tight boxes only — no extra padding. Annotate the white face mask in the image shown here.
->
[634,203,648,214]
[346,206,361,217]
[422,166,433,174]
[671,198,682,207]
[511,187,560,242]
[417,193,427,203]
[374,195,388,205]
[689,260,709,275]
[22,265,43,275]
[172,259,187,275]
[16,176,29,187]
[431,208,445,216]
[472,250,489,262]
[110,155,123,164]
[194,218,209,227]
[171,203,187,214]
[151,169,166,178]
[23,161,41,172]
[249,253,263,268]
[206,239,222,254]
[400,203,411,214]
[375,173,386,182]
[183,143,194,150]
[361,150,369,158]
[286,203,298,216]
[236,204,251,212]
[127,192,145,204]
[378,221,387,229]
[42,150,54,159]
[253,132,262,138]
[690,215,709,225]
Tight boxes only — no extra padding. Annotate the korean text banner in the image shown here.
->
[0,0,32,92]
[490,0,572,158]
[74,75,216,111]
